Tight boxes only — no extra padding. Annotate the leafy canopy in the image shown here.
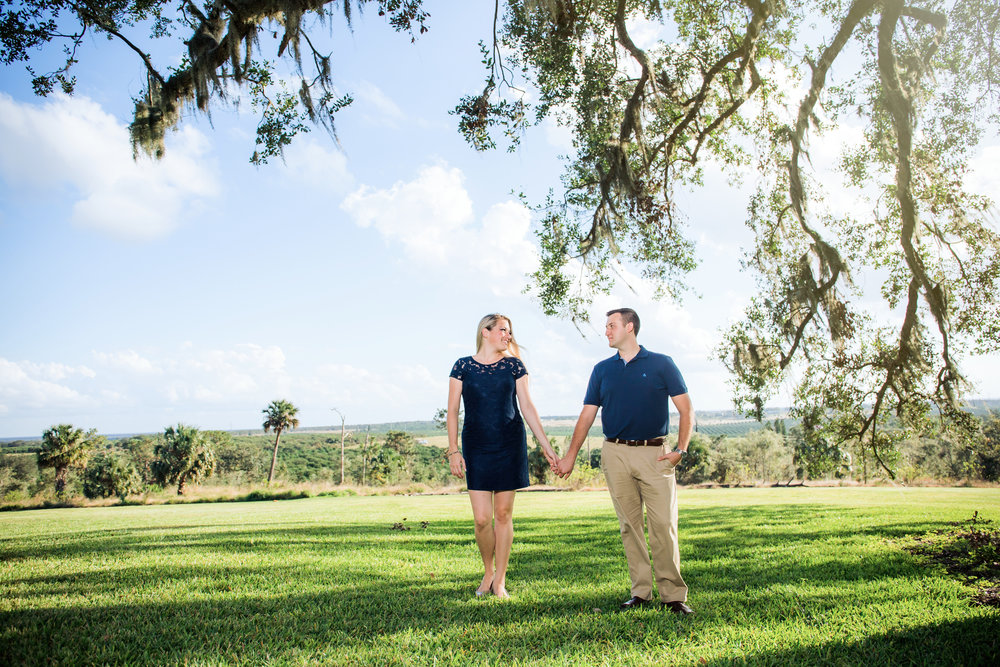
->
[465,0,1000,477]
[4,0,1000,477]
[38,423,98,471]
[263,399,300,435]
[38,423,102,495]
[0,0,428,163]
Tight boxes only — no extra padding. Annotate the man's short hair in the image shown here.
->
[607,308,640,336]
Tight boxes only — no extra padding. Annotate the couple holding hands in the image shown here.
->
[446,309,695,613]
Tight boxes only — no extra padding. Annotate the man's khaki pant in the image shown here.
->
[601,440,688,602]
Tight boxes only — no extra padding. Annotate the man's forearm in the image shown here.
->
[566,407,598,459]
[566,422,590,459]
[676,411,693,451]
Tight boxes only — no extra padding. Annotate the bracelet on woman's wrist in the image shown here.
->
[447,451,460,458]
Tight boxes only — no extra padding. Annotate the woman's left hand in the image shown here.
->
[448,451,466,479]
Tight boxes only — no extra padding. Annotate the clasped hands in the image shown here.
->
[541,445,579,480]
[551,455,573,479]
[549,447,683,480]
[547,448,575,479]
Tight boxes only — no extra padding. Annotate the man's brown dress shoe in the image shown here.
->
[619,596,652,610]
[663,600,694,614]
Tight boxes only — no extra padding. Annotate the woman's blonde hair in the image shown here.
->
[475,313,521,358]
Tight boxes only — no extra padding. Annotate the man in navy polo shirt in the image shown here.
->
[555,308,695,614]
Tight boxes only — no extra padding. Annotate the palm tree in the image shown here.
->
[152,424,217,495]
[38,424,99,498]
[263,399,299,484]
[331,407,346,485]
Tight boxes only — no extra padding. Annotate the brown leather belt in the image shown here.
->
[606,437,665,447]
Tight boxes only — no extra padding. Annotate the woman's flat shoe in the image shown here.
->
[492,584,510,599]
[475,577,494,597]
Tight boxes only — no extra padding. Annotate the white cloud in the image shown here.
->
[625,15,671,50]
[280,139,356,195]
[541,114,575,153]
[340,163,538,294]
[21,360,96,381]
[0,93,217,241]
[304,362,439,413]
[477,200,538,284]
[353,80,406,127]
[967,144,1000,205]
[93,350,160,374]
[168,344,290,402]
[0,344,297,435]
[0,358,93,412]
[341,163,473,262]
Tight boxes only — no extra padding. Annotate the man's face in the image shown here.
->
[605,313,632,348]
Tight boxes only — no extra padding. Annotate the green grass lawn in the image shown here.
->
[2,488,998,665]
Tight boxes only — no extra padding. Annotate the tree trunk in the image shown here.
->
[339,419,345,486]
[268,428,282,484]
[177,474,186,495]
[54,466,68,497]
[363,426,370,486]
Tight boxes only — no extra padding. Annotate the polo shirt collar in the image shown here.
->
[616,345,648,364]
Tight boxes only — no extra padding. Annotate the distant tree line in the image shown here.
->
[2,410,999,505]
[664,416,1000,487]
[0,404,456,505]
[550,415,1000,488]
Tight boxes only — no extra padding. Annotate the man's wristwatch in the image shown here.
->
[672,448,688,458]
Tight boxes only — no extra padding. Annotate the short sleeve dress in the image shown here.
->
[449,356,530,491]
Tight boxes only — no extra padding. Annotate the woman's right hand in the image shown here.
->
[448,451,465,479]
[542,446,559,470]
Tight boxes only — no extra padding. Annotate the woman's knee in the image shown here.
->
[494,505,513,524]
[492,491,516,521]
[473,514,494,532]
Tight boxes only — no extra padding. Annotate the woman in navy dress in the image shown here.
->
[446,313,557,599]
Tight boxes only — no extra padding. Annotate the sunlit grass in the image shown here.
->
[2,488,998,665]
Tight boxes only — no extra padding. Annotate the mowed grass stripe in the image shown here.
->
[1,488,998,665]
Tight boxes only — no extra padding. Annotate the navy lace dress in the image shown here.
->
[449,356,530,491]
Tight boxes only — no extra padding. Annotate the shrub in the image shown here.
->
[558,461,605,489]
[673,435,710,485]
[0,453,37,500]
[83,453,143,501]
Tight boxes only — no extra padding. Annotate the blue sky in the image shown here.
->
[1,3,998,438]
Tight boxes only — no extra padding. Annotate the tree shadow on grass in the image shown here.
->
[701,616,999,666]
[2,501,998,665]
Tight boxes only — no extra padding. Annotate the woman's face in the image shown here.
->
[483,319,512,351]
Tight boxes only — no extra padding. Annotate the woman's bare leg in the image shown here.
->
[468,490,496,594]
[491,490,516,598]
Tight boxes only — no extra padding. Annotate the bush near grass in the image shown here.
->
[0,480,424,511]
[905,511,1000,607]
